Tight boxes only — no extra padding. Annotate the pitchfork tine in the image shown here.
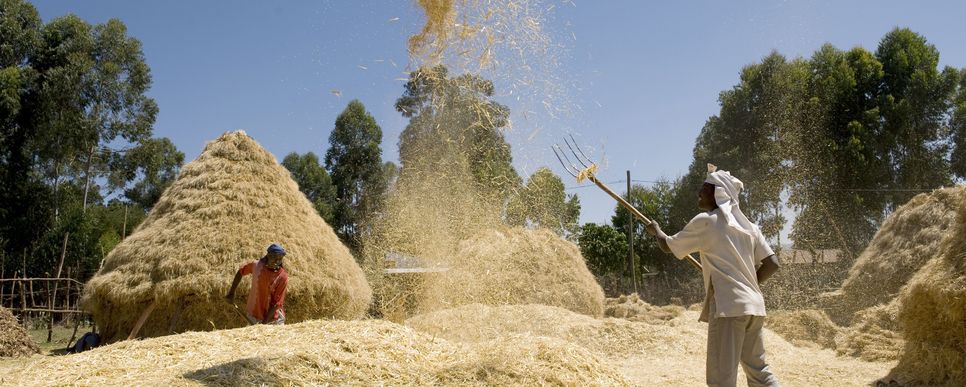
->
[563,136,590,170]
[552,145,579,177]
[555,143,582,175]
[568,134,596,166]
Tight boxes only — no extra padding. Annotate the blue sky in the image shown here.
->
[33,1,966,238]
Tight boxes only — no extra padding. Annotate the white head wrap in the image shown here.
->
[704,164,755,235]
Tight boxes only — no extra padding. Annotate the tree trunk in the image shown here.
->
[122,205,129,238]
[52,159,61,222]
[48,232,70,342]
[82,144,96,212]
[46,279,52,342]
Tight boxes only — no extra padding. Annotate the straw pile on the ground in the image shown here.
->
[604,293,685,323]
[82,131,371,343]
[0,307,38,358]
[405,303,894,386]
[406,303,666,356]
[419,227,605,317]
[0,319,629,386]
[835,301,904,361]
[821,186,963,324]
[889,193,966,386]
[765,309,839,350]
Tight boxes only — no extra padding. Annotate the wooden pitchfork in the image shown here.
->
[553,135,702,272]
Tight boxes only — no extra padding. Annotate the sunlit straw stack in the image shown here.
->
[418,227,605,317]
[82,131,372,342]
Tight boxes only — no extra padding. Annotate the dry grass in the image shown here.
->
[835,302,904,362]
[405,303,894,386]
[821,186,964,324]
[0,303,897,386]
[0,318,629,386]
[889,191,966,386]
[406,303,667,356]
[408,0,456,61]
[419,227,605,317]
[0,307,38,358]
[82,131,371,343]
[766,309,839,350]
[604,293,685,323]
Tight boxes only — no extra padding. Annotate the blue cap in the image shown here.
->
[267,243,286,255]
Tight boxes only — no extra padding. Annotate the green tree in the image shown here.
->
[0,0,47,262]
[394,65,521,208]
[951,68,966,179]
[325,99,385,248]
[111,137,184,210]
[876,28,959,202]
[612,180,676,274]
[577,223,627,277]
[787,45,888,254]
[31,15,158,211]
[0,1,173,279]
[507,167,581,237]
[282,152,336,224]
[672,52,805,245]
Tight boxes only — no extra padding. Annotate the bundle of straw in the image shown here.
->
[82,131,371,342]
[418,227,605,317]
[890,189,966,385]
[0,306,38,358]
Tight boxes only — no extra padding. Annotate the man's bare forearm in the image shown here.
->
[757,255,780,284]
[226,271,243,299]
[646,223,672,253]
[263,304,278,324]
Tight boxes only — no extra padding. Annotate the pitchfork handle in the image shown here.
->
[587,175,703,272]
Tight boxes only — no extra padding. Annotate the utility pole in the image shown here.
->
[627,170,637,294]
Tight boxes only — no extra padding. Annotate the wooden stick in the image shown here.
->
[0,278,85,285]
[587,175,703,272]
[128,299,158,340]
[15,308,86,314]
[45,279,52,342]
[19,279,27,327]
[1,254,5,304]
[168,301,185,334]
[49,232,69,342]
[66,317,81,353]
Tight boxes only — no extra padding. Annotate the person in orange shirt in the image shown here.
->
[225,243,289,325]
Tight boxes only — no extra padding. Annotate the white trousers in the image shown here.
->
[706,314,780,387]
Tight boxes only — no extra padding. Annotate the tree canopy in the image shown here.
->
[0,0,182,279]
[325,99,386,248]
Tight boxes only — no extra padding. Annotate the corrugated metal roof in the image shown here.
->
[777,249,842,264]
[384,251,450,274]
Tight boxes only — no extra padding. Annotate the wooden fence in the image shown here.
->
[0,275,89,346]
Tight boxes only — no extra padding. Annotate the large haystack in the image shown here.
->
[821,186,963,323]
[0,319,629,385]
[0,307,38,358]
[890,192,966,386]
[82,131,371,342]
[419,227,605,317]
